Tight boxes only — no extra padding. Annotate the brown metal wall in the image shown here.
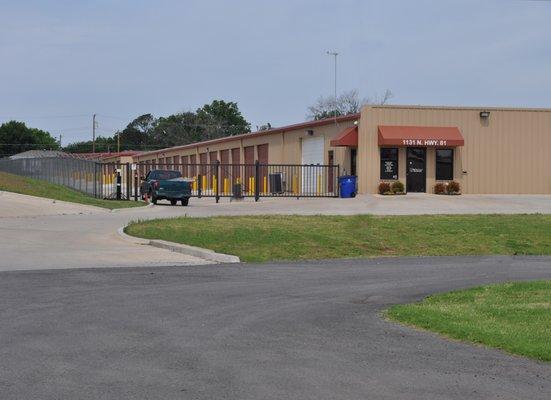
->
[358,105,551,194]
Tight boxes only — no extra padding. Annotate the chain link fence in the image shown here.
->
[0,157,102,197]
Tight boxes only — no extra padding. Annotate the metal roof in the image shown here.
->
[8,150,71,160]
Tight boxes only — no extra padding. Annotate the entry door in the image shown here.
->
[406,147,426,192]
[301,136,324,193]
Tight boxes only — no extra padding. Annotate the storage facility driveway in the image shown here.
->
[1,191,550,271]
[1,256,550,400]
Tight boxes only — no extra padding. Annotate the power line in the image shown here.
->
[0,114,90,120]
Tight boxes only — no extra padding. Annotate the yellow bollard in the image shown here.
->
[202,175,207,192]
[224,178,228,194]
[293,175,298,194]
[192,177,197,191]
[263,176,267,194]
[212,176,217,192]
[317,174,321,194]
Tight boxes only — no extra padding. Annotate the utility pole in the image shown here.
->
[117,132,120,153]
[326,51,338,123]
[92,114,97,153]
[59,134,62,148]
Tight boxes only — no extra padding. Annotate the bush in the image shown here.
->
[447,181,461,194]
[434,182,447,194]
[391,181,405,194]
[378,182,391,195]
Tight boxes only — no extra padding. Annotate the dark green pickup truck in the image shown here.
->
[140,170,192,206]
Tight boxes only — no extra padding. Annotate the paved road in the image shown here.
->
[1,256,550,399]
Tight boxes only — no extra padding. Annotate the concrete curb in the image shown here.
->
[116,226,241,264]
[148,240,241,263]
[117,226,150,245]
[110,203,154,213]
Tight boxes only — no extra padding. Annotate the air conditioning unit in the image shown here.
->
[269,172,287,194]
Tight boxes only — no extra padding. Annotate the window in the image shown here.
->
[380,148,398,179]
[149,170,181,180]
[436,149,454,180]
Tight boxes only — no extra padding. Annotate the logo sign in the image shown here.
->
[383,161,397,179]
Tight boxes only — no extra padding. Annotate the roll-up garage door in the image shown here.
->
[301,136,324,194]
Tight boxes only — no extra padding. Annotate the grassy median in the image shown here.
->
[387,281,551,361]
[125,214,551,262]
[0,171,143,210]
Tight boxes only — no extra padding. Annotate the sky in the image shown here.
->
[1,0,550,145]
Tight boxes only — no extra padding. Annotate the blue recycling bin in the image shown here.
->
[339,175,357,198]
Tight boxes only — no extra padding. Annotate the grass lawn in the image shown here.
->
[0,171,143,210]
[387,281,551,361]
[125,214,551,262]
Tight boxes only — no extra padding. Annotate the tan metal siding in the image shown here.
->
[358,106,551,194]
[134,120,357,172]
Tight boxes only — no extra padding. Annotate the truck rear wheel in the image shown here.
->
[181,197,189,206]
[170,199,177,206]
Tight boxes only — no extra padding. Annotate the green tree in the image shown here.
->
[114,113,157,151]
[62,99,251,152]
[195,100,250,139]
[0,120,59,157]
[257,123,272,131]
[152,100,250,147]
[152,112,203,148]
[63,136,117,153]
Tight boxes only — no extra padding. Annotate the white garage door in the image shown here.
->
[301,136,324,193]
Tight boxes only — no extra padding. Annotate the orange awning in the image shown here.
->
[378,125,464,147]
[330,126,358,147]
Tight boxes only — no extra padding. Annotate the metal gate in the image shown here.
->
[134,161,340,202]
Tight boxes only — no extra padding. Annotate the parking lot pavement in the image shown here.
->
[1,256,550,400]
[2,191,551,271]
[129,193,551,218]
[0,193,210,271]
[0,190,105,217]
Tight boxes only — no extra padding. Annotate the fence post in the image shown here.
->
[134,165,139,201]
[126,163,131,200]
[116,169,122,200]
[93,163,98,198]
[336,164,340,198]
[215,160,220,203]
[254,160,260,202]
[198,173,202,198]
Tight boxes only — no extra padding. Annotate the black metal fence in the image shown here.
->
[134,161,339,201]
[0,157,340,201]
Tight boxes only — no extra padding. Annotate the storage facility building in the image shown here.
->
[134,105,551,195]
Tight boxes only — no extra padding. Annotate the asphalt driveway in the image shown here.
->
[1,256,550,399]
